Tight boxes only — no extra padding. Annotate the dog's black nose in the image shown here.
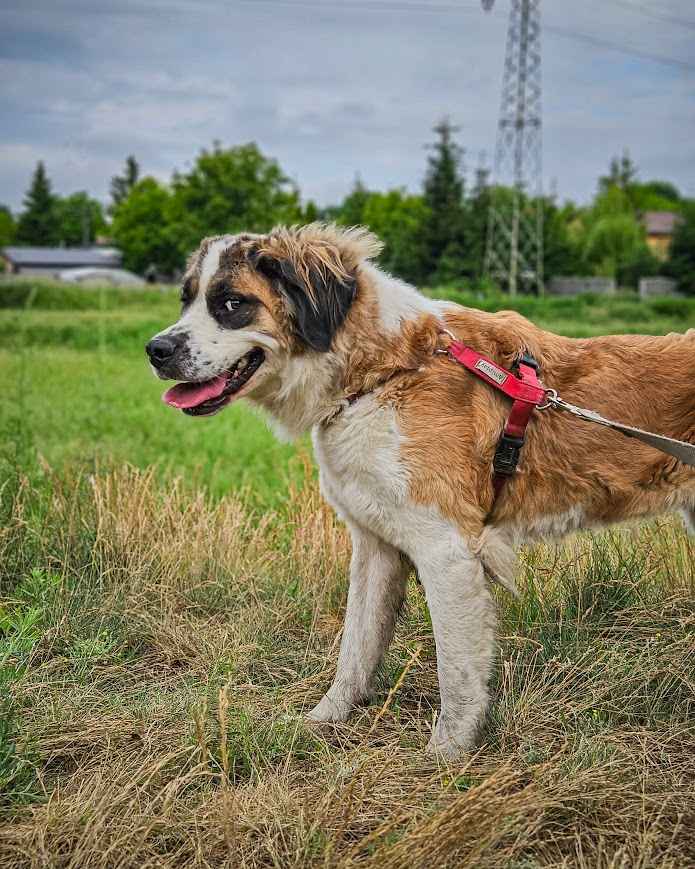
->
[146,336,178,367]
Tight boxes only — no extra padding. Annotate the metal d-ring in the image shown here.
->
[537,388,558,410]
[435,327,457,355]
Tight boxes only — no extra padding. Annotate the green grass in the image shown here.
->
[2,345,298,506]
[0,284,299,506]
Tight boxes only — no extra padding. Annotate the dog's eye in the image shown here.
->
[209,291,257,328]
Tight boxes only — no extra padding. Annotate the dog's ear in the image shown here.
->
[249,240,358,353]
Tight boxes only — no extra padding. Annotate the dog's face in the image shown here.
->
[146,227,361,417]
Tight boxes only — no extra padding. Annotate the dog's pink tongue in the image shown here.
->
[163,375,228,409]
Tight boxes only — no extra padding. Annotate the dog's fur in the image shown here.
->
[148,223,695,758]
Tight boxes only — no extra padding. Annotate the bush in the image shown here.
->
[0,279,176,310]
[648,296,695,319]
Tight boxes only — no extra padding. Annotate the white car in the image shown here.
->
[58,267,146,287]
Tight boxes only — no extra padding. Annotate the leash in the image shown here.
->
[541,391,695,468]
[441,330,695,504]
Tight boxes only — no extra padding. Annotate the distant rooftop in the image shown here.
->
[1,246,122,267]
[642,211,680,236]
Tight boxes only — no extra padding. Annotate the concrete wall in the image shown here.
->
[548,276,616,296]
[639,277,677,298]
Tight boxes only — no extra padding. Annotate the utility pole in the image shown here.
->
[82,201,90,247]
[483,0,544,295]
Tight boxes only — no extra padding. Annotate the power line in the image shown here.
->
[606,0,695,31]
[238,0,481,15]
[240,0,695,72]
[545,23,695,73]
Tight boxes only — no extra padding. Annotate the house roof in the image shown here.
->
[642,211,680,236]
[1,246,122,267]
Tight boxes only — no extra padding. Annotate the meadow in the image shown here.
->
[1,279,694,868]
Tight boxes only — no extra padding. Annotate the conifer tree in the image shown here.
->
[421,118,468,283]
[110,155,140,211]
[15,162,59,245]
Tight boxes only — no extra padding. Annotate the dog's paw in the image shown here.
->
[305,694,353,724]
[425,717,478,760]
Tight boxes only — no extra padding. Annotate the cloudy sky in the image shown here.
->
[1,0,694,213]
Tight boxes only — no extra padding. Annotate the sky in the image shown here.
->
[1,0,694,213]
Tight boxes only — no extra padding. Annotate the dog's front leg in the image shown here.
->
[417,543,496,758]
[307,523,409,723]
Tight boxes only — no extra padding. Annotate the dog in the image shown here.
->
[146,223,695,758]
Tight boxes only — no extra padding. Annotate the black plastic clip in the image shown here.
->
[514,352,539,373]
[493,434,525,477]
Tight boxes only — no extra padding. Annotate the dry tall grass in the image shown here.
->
[1,463,694,868]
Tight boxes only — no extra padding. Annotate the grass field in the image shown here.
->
[1,280,695,867]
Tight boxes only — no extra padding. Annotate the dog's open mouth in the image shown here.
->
[162,348,265,417]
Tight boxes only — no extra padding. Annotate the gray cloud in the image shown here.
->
[1,0,693,212]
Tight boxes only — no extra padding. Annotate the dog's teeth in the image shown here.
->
[237,357,248,372]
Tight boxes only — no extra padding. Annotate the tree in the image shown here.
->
[617,243,661,290]
[54,192,107,246]
[666,200,695,295]
[15,162,59,245]
[542,199,584,281]
[167,142,303,259]
[582,185,646,280]
[361,189,429,285]
[333,180,429,284]
[0,205,15,247]
[584,213,644,279]
[110,156,140,212]
[421,118,468,284]
[599,149,638,194]
[629,180,681,214]
[338,176,371,227]
[302,200,320,223]
[640,180,680,203]
[111,177,178,276]
[463,166,491,281]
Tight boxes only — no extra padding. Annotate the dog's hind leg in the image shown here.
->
[415,537,496,759]
[682,508,695,536]
[306,523,409,724]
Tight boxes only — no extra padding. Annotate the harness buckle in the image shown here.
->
[493,434,525,477]
[514,352,539,372]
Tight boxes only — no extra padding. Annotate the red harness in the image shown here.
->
[446,339,546,502]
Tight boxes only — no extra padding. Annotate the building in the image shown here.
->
[1,246,122,278]
[642,211,680,261]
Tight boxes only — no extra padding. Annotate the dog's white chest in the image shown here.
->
[313,397,409,538]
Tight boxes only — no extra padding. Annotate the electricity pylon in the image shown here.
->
[483,0,544,295]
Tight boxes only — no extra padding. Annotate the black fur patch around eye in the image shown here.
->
[207,284,259,330]
[250,252,356,352]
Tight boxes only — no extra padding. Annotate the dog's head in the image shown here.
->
[146,224,381,416]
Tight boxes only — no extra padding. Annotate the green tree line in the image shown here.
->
[2,121,694,293]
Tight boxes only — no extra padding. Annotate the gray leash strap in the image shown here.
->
[543,392,695,469]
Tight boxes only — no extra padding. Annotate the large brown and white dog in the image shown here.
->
[147,223,695,758]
